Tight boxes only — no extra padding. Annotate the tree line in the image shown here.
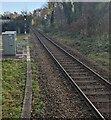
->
[2,2,109,36]
[33,2,109,37]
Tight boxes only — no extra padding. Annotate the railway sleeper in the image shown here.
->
[54,56,71,60]
[80,85,105,89]
[57,60,73,62]
[64,68,85,71]
[71,76,95,80]
[91,99,110,103]
[68,72,89,76]
[99,108,111,114]
[80,88,108,93]
[88,94,111,100]
[61,63,79,66]
[96,104,111,112]
[84,91,111,95]
[68,73,90,78]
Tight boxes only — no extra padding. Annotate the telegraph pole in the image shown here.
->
[21,11,27,34]
[24,15,27,34]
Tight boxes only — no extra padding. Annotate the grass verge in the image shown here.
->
[46,30,109,68]
[31,59,44,118]
[17,34,30,41]
[2,59,26,118]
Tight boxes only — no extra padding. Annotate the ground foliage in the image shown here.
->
[2,60,26,118]
[31,59,44,118]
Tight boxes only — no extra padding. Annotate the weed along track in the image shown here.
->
[31,28,111,119]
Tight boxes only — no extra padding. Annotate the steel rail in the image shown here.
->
[37,30,111,88]
[32,28,106,120]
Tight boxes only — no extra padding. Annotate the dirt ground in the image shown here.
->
[30,33,95,119]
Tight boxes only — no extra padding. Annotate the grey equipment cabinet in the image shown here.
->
[2,31,16,55]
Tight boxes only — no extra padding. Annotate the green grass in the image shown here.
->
[17,34,30,41]
[88,52,109,67]
[2,60,26,118]
[31,59,44,118]
[46,30,109,68]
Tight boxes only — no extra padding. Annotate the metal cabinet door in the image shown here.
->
[2,35,10,55]
[8,34,15,55]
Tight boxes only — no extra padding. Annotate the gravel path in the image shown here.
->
[30,33,95,119]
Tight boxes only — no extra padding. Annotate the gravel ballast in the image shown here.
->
[30,33,96,119]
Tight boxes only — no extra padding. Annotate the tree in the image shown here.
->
[62,2,73,24]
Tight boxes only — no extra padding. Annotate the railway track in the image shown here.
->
[32,28,111,120]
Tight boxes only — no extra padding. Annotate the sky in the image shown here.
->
[0,0,110,15]
[0,2,47,14]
